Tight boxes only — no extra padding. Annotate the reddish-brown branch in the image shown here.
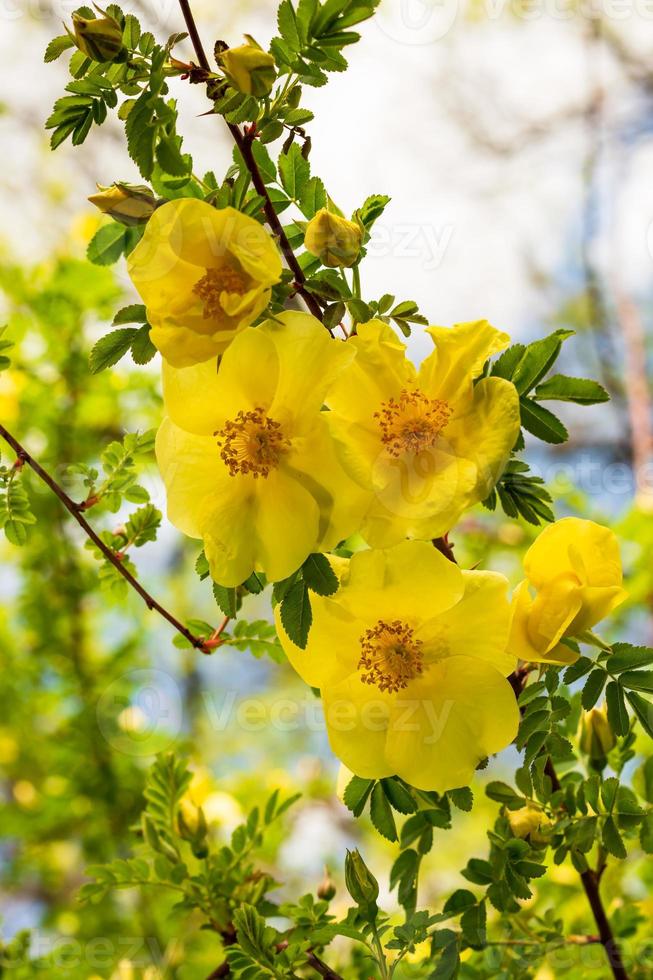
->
[543,758,629,980]
[176,0,329,329]
[0,423,209,653]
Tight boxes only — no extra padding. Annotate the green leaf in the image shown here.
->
[640,812,653,853]
[461,858,493,886]
[619,671,653,693]
[533,374,609,405]
[343,775,374,816]
[602,815,627,859]
[605,681,629,738]
[460,901,486,949]
[156,135,191,177]
[213,583,238,617]
[89,329,137,374]
[381,778,417,814]
[581,668,607,710]
[298,176,327,217]
[87,224,128,266]
[113,303,147,325]
[302,553,338,596]
[356,193,391,230]
[448,786,473,812]
[520,397,568,444]
[370,782,397,841]
[609,644,653,673]
[130,325,157,365]
[431,938,460,979]
[280,580,312,648]
[563,656,595,684]
[511,329,574,395]
[626,691,653,738]
[45,34,75,62]
[278,143,310,200]
[485,781,524,809]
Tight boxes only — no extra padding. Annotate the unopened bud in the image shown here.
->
[579,705,616,761]
[304,209,362,268]
[68,9,124,63]
[219,36,276,97]
[177,798,208,843]
[507,805,550,842]
[317,866,336,901]
[344,849,378,912]
[88,183,157,227]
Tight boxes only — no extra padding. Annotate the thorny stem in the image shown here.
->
[0,423,212,654]
[176,0,330,330]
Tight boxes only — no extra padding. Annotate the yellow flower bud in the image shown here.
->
[578,705,616,760]
[68,10,124,63]
[220,36,276,97]
[177,798,207,842]
[507,805,550,840]
[304,208,362,268]
[88,183,158,227]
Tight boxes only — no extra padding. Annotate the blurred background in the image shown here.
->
[1,0,653,976]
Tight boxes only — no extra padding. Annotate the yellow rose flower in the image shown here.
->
[276,541,519,792]
[508,518,627,666]
[127,199,282,368]
[325,319,520,547]
[156,311,369,586]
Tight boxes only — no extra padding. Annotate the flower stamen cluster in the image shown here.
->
[216,407,290,478]
[375,388,452,457]
[358,619,424,692]
[194,264,250,319]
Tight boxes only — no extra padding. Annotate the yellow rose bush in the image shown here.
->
[127,199,282,368]
[17,2,650,976]
[508,517,627,665]
[325,318,521,546]
[277,541,519,792]
[156,311,368,586]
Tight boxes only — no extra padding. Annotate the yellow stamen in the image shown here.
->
[216,407,290,478]
[375,388,451,457]
[358,619,424,693]
[193,263,249,319]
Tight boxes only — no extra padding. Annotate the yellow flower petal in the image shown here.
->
[251,467,321,583]
[155,417,222,538]
[276,589,363,690]
[524,518,623,591]
[384,657,519,792]
[419,319,510,406]
[267,311,355,425]
[326,319,415,424]
[445,376,520,503]
[340,541,464,623]
[199,484,259,587]
[360,449,477,546]
[507,580,580,666]
[322,672,395,780]
[417,570,516,676]
[162,327,278,436]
